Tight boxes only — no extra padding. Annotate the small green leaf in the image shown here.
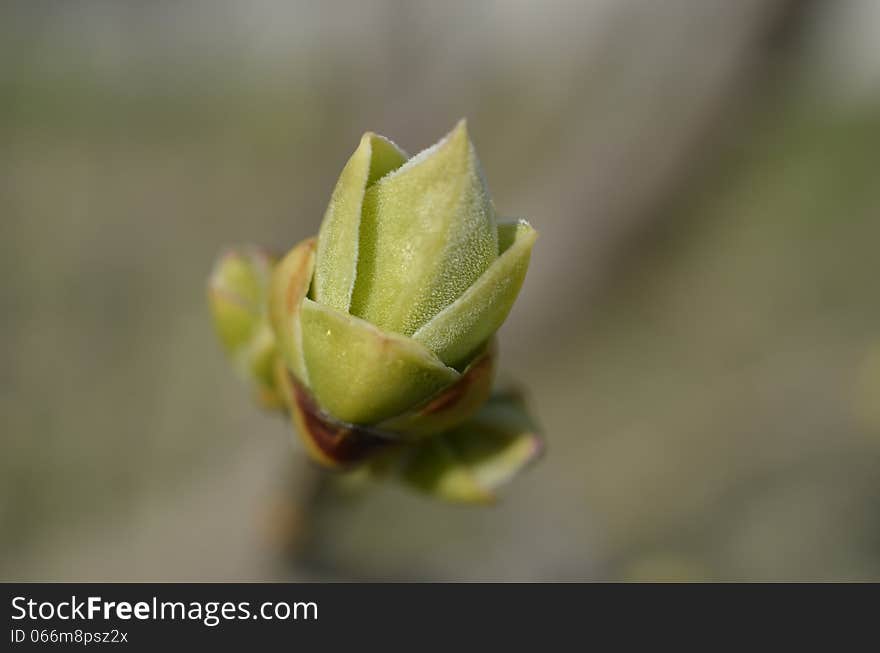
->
[378,340,496,439]
[208,246,283,406]
[208,288,257,355]
[299,298,460,425]
[246,324,279,391]
[313,133,407,312]
[268,237,316,383]
[208,247,273,353]
[400,389,543,503]
[350,120,499,336]
[413,220,536,368]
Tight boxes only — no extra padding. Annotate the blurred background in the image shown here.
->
[3,0,880,581]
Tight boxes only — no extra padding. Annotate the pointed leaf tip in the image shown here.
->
[313,132,407,313]
[350,121,499,336]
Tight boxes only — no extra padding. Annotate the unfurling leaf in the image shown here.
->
[400,389,544,503]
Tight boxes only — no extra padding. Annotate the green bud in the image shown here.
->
[209,121,542,502]
[208,247,283,409]
[283,121,536,428]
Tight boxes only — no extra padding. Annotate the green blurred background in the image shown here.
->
[3,0,880,581]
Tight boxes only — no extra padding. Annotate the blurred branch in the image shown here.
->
[519,0,815,346]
